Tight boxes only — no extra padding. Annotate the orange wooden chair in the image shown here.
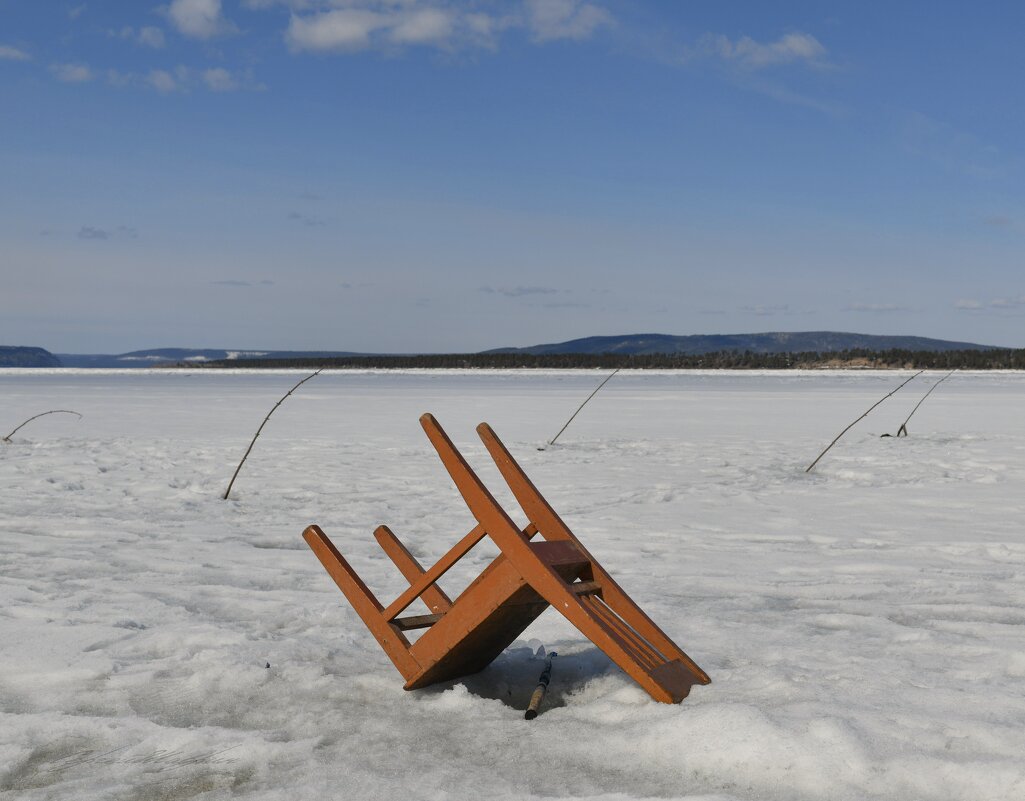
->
[302,413,710,704]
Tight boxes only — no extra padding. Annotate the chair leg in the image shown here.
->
[303,525,421,680]
[476,422,710,686]
[374,525,453,614]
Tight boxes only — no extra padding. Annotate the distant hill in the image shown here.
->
[484,331,999,356]
[27,331,1004,369]
[56,348,367,368]
[0,346,61,367]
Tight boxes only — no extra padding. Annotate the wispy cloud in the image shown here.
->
[736,73,847,116]
[956,296,1025,312]
[684,31,827,70]
[902,110,1014,180]
[166,0,236,40]
[541,301,589,309]
[51,63,94,83]
[287,211,326,226]
[524,0,613,43]
[989,295,1025,309]
[102,64,254,93]
[113,26,166,49]
[480,285,560,297]
[673,29,840,114]
[741,303,808,316]
[0,44,31,61]
[211,279,275,287]
[77,224,137,240]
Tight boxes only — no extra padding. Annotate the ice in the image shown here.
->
[1,369,1024,799]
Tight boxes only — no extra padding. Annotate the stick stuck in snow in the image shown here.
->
[223,369,322,499]
[886,370,956,438]
[524,652,557,720]
[3,410,82,443]
[806,371,923,472]
[539,369,620,450]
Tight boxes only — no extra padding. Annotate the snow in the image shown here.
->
[1,368,1023,800]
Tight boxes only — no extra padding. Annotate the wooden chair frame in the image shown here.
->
[303,413,710,704]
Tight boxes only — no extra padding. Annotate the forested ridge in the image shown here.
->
[190,348,1025,370]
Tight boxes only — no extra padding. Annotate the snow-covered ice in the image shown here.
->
[1,368,1023,800]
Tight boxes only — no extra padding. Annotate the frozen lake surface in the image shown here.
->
[2,369,1024,800]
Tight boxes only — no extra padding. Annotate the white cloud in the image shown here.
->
[989,295,1025,309]
[69,4,87,19]
[688,31,827,69]
[166,0,234,40]
[282,1,611,54]
[51,63,94,83]
[524,0,613,43]
[286,9,388,52]
[147,69,179,92]
[241,0,309,7]
[203,67,238,91]
[138,26,167,48]
[0,44,31,61]
[389,8,454,46]
[462,11,516,48]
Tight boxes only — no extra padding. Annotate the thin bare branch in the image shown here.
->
[540,368,620,450]
[806,371,923,473]
[223,370,322,499]
[3,410,82,442]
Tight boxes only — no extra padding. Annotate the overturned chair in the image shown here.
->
[302,413,709,704]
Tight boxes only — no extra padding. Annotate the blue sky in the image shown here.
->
[2,1,1023,353]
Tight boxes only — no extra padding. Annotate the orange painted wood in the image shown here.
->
[406,542,590,688]
[302,525,420,680]
[374,525,453,614]
[381,523,487,622]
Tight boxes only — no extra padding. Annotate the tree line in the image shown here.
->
[188,347,1025,370]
